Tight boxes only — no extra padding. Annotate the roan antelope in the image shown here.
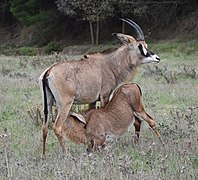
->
[39,19,160,159]
[61,83,163,153]
[85,83,163,153]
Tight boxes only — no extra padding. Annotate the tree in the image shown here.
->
[0,0,13,25]
[113,0,148,33]
[56,0,115,45]
[10,0,40,26]
[10,0,60,44]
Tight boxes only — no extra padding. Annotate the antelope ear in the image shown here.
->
[70,112,86,124]
[113,33,136,45]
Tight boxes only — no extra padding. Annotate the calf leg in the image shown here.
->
[87,135,106,154]
[133,117,142,142]
[87,140,94,154]
[134,111,160,136]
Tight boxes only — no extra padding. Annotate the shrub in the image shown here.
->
[44,42,63,54]
[17,47,37,56]
[0,44,17,56]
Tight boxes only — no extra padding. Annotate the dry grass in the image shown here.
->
[0,42,198,179]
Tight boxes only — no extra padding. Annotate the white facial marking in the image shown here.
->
[142,45,147,56]
[142,54,160,64]
[152,54,160,61]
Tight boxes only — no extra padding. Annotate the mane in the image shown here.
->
[109,82,141,102]
[101,47,118,54]
[84,47,119,58]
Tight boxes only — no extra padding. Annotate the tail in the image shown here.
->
[38,69,50,124]
[38,68,51,160]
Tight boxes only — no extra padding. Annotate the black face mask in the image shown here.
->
[138,44,154,57]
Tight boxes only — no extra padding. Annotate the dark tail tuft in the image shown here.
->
[42,72,48,123]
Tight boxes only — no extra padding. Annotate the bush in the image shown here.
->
[44,42,63,54]
[17,47,37,56]
[0,44,17,56]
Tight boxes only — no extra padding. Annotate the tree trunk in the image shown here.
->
[95,14,99,46]
[2,0,10,24]
[89,20,94,44]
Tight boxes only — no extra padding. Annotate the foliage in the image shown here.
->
[56,0,115,21]
[114,0,148,17]
[33,9,60,45]
[0,0,12,24]
[56,0,116,45]
[10,0,60,45]
[44,42,63,54]
[0,0,197,46]
[10,0,40,26]
[17,47,37,56]
[0,44,17,56]
[142,65,197,84]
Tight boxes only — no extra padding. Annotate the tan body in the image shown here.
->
[39,20,160,159]
[62,83,161,153]
[62,113,87,145]
[85,83,160,152]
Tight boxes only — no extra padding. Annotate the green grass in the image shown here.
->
[0,41,198,179]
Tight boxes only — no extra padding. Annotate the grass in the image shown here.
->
[0,41,198,179]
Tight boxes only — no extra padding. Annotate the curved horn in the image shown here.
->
[120,18,145,41]
[126,18,144,39]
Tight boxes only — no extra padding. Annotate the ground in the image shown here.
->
[0,41,198,179]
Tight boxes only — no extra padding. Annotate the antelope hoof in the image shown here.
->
[133,135,139,144]
[87,147,93,155]
[42,154,46,160]
[152,126,160,137]
[62,146,68,155]
[159,136,165,146]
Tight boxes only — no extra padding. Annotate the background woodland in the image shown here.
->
[0,0,198,48]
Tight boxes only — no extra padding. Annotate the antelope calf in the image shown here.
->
[62,112,87,145]
[85,83,161,153]
[62,83,162,153]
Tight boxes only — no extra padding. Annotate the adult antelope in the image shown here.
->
[39,18,160,159]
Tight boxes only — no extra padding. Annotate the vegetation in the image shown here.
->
[0,0,197,45]
[0,41,197,179]
[56,0,115,45]
[17,47,37,56]
[44,42,63,54]
[0,1,197,179]
[10,0,40,26]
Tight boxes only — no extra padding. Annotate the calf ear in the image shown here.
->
[112,33,136,45]
[70,112,86,124]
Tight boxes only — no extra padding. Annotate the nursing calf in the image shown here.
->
[62,83,162,153]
